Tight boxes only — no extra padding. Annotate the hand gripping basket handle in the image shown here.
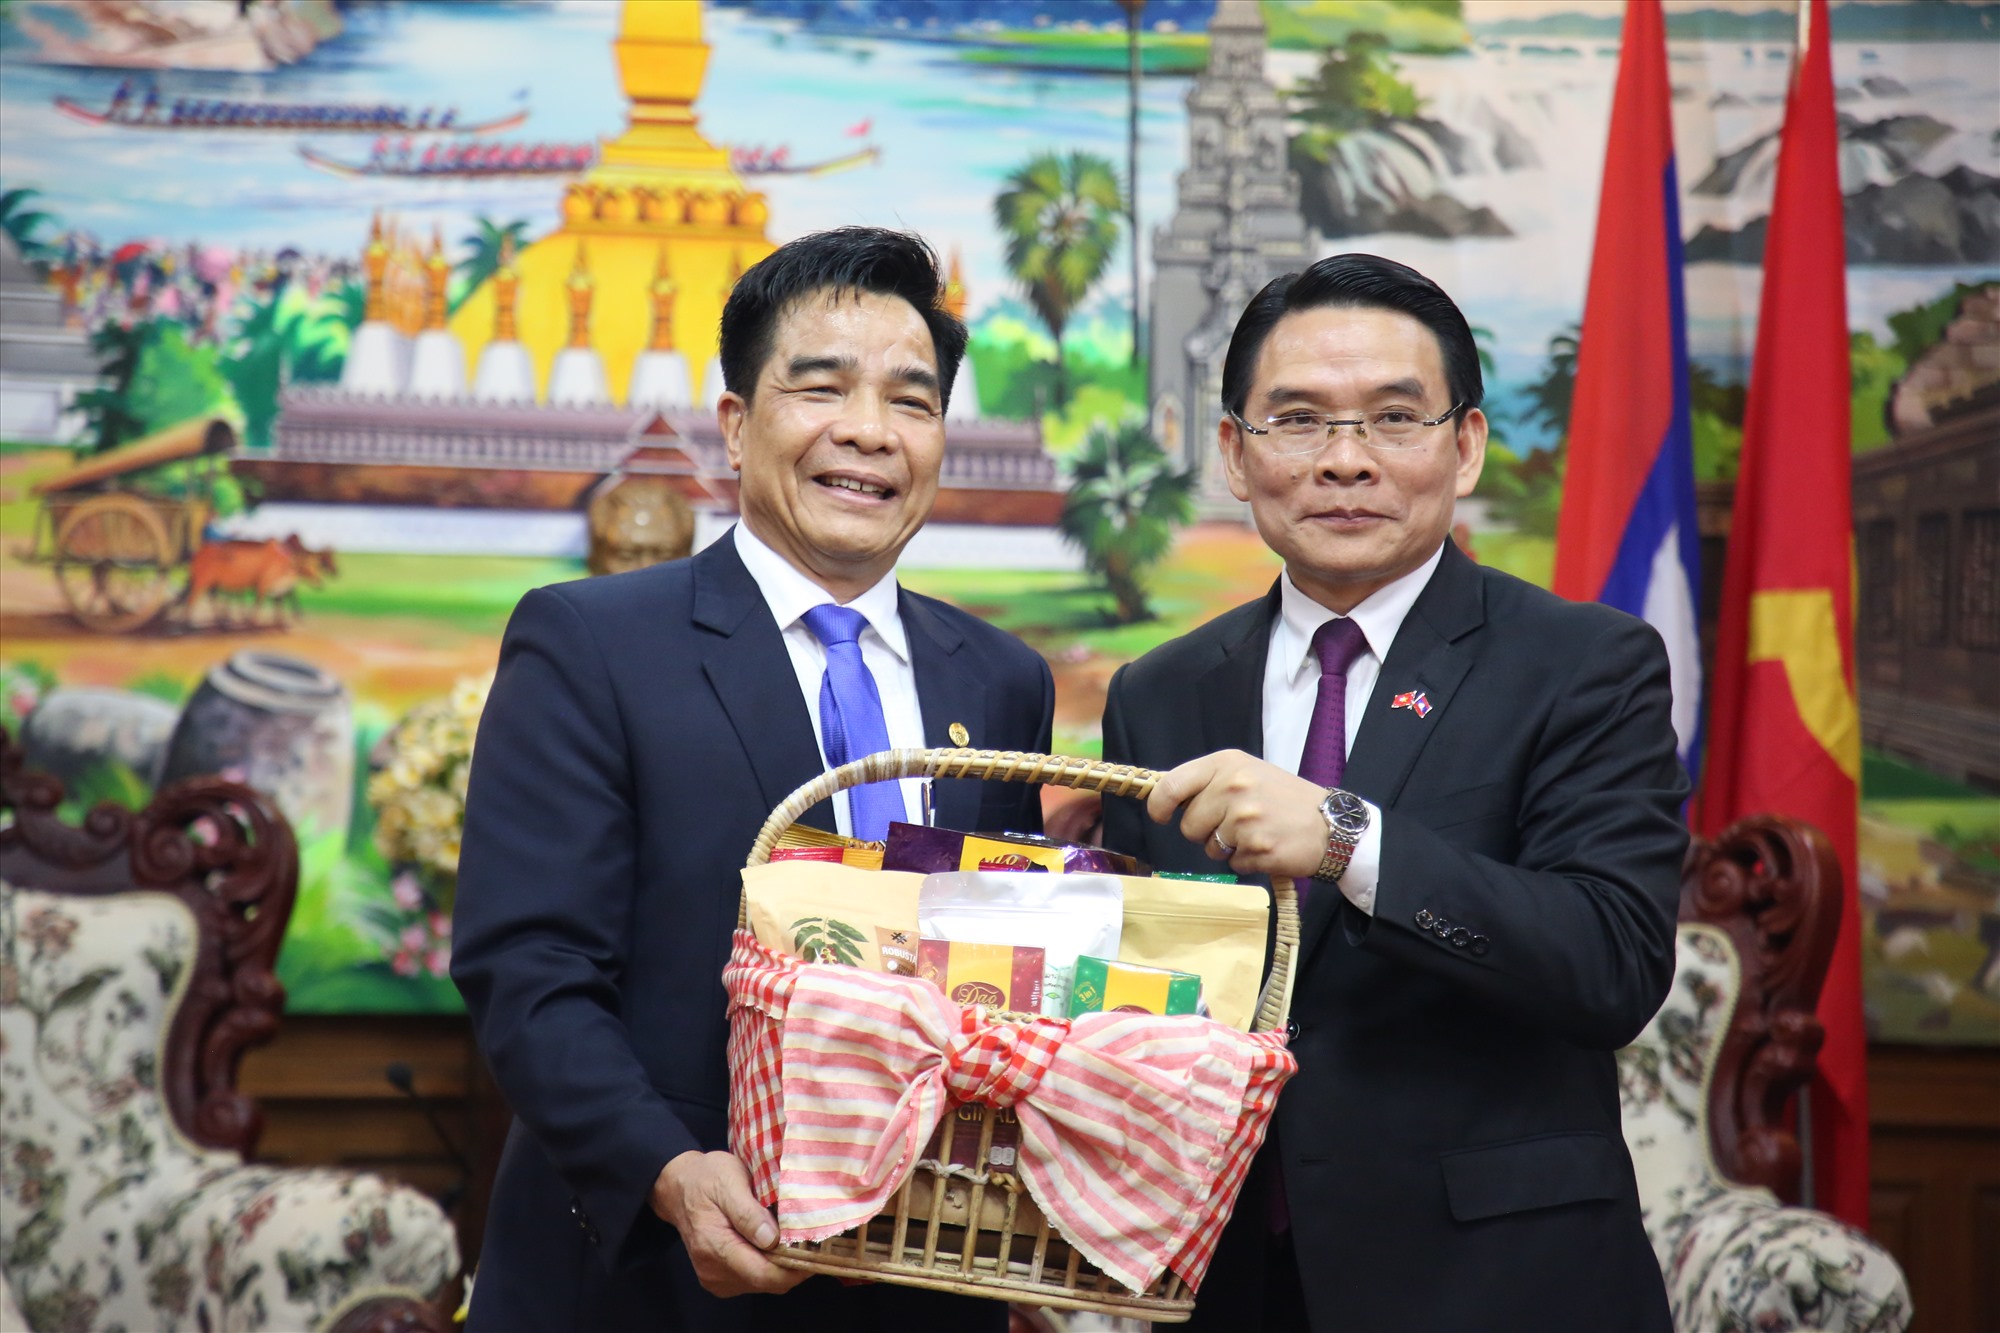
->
[740,747,1299,1036]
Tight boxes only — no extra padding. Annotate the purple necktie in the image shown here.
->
[1298,616,1370,790]
[801,604,903,842]
[1269,616,1369,1235]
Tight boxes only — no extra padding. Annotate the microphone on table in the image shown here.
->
[386,1061,472,1212]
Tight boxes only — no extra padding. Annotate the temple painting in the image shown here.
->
[0,0,1994,1036]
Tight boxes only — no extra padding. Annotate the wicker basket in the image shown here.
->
[735,748,1300,1322]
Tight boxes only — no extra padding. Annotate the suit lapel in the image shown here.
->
[1200,583,1282,758]
[1300,543,1486,962]
[902,590,984,834]
[693,533,838,831]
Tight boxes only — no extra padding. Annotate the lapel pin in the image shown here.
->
[1391,690,1433,719]
[948,722,970,746]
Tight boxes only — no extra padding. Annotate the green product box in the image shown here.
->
[1067,955,1203,1018]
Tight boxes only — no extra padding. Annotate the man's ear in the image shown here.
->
[719,392,748,472]
[1219,413,1252,503]
[1453,407,1488,499]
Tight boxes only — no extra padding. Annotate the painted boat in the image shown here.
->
[728,145,882,177]
[54,96,529,135]
[297,143,595,179]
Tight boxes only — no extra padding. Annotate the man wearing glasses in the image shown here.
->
[1099,253,1687,1331]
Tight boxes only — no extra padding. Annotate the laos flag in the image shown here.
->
[1553,0,1703,779]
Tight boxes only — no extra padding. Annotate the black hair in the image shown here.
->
[718,226,969,413]
[1218,252,1483,419]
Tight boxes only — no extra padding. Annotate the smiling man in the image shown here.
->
[1099,254,1689,1332]
[453,228,1050,1332]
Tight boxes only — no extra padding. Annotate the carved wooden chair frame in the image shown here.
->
[1683,815,1843,1204]
[0,731,452,1333]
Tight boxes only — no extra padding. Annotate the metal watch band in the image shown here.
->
[1315,846,1355,882]
[1315,788,1369,883]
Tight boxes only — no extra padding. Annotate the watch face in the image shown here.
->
[1321,789,1370,837]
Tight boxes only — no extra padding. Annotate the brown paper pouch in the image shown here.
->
[1117,875,1271,1031]
[742,861,923,973]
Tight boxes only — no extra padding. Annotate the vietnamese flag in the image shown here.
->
[1696,0,1867,1228]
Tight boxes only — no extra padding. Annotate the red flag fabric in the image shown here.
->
[1553,0,1704,777]
[1695,0,1867,1229]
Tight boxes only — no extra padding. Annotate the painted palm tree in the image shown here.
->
[994,151,1125,410]
[454,217,532,314]
[1523,323,1581,439]
[1469,322,1498,379]
[0,187,58,262]
[223,283,352,450]
[75,321,149,452]
[1060,418,1194,624]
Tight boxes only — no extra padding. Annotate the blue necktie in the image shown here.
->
[801,604,903,841]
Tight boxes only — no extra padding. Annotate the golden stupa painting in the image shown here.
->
[242,0,1049,521]
[445,1,774,406]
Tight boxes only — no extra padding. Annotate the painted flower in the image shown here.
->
[204,1232,228,1293]
[451,674,492,719]
[392,871,424,911]
[149,1259,194,1316]
[22,906,78,959]
[239,1191,279,1241]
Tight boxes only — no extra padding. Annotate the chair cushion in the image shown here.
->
[1620,922,1913,1333]
[1619,922,1751,1262]
[2,883,458,1330]
[1663,1192,1913,1332]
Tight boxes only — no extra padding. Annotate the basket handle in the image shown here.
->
[740,748,1299,1035]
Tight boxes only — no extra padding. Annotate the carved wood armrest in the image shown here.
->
[1680,815,1843,1203]
[1,729,299,1156]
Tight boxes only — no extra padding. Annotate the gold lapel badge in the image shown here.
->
[948,722,970,746]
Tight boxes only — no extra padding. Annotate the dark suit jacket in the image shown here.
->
[1100,542,1687,1333]
[452,532,1052,1332]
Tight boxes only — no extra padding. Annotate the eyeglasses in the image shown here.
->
[1230,403,1464,455]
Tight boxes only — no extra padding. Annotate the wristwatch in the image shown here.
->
[1315,788,1371,882]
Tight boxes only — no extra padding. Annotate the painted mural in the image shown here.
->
[0,0,1994,1039]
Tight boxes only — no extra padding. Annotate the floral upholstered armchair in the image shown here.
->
[0,734,459,1332]
[1620,817,1911,1333]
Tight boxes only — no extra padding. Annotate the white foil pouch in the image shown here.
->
[918,871,1123,1017]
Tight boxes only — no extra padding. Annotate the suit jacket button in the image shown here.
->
[1449,926,1471,948]
[1415,909,1435,929]
[1470,934,1491,957]
[1285,1018,1301,1041]
[1432,918,1452,939]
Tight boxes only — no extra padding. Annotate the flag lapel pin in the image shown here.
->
[1392,690,1433,719]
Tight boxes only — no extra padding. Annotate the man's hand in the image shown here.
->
[1147,749,1329,880]
[651,1151,808,1298]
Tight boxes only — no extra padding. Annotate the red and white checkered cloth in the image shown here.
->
[723,931,1295,1295]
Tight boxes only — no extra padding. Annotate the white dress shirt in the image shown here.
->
[733,523,927,836]
[1261,543,1447,915]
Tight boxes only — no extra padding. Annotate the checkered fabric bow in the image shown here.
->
[939,1005,1066,1105]
[723,932,1296,1295]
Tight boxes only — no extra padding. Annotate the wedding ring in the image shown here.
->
[1212,830,1235,856]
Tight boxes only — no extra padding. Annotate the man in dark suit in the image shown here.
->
[453,228,1051,1331]
[1100,254,1688,1332]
